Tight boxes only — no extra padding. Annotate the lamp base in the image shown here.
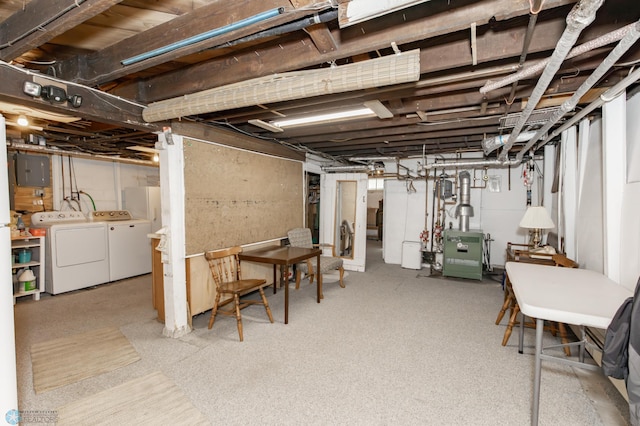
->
[528,228,543,249]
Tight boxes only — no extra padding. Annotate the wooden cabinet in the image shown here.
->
[11,236,45,304]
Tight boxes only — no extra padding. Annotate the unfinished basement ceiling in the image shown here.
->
[0,0,638,161]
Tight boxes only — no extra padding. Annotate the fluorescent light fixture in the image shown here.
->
[272,107,375,128]
[339,0,432,28]
[248,119,283,132]
[363,100,393,119]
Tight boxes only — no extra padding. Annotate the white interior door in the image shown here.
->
[320,173,368,271]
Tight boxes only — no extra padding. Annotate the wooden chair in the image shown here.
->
[287,228,345,297]
[498,248,578,355]
[204,246,274,342]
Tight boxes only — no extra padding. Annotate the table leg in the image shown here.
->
[532,317,544,426]
[284,264,289,325]
[273,264,277,294]
[519,311,525,354]
[316,253,322,303]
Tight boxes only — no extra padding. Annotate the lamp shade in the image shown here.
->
[519,206,555,229]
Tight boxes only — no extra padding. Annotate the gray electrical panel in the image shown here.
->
[15,153,50,187]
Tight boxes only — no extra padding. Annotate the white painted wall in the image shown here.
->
[382,179,427,264]
[50,155,159,212]
[376,156,539,267]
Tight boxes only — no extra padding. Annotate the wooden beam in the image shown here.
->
[0,0,122,61]
[0,64,159,132]
[129,0,576,102]
[55,0,334,86]
[170,121,305,161]
[289,0,338,54]
[305,125,498,149]
[304,23,339,54]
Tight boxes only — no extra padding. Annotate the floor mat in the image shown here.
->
[31,327,140,393]
[56,371,209,425]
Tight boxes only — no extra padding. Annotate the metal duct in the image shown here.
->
[424,158,520,170]
[482,131,537,155]
[497,0,605,160]
[455,171,473,232]
[516,20,640,160]
[480,21,639,95]
[321,165,369,172]
[533,66,640,152]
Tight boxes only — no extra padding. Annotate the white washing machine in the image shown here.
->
[31,211,110,294]
[90,211,152,281]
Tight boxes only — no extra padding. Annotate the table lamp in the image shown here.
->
[519,206,555,248]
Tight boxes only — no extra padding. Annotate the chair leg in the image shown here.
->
[338,266,345,288]
[502,303,520,346]
[259,288,274,323]
[495,293,513,325]
[234,294,243,342]
[557,322,572,356]
[208,293,221,329]
[295,270,302,289]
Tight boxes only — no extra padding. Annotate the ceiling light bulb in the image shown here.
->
[17,115,29,127]
[153,154,159,162]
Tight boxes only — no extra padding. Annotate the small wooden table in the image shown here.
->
[239,246,322,324]
[506,262,631,425]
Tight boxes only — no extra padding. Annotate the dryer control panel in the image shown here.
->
[90,210,133,221]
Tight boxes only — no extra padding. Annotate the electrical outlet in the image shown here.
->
[36,199,43,205]
[34,189,44,196]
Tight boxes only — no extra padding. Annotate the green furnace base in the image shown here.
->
[442,230,483,280]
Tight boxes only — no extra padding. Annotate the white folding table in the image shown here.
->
[505,262,632,426]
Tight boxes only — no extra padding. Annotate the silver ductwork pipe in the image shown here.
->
[424,158,521,170]
[479,21,638,95]
[455,171,473,232]
[321,165,369,172]
[532,66,640,153]
[516,20,640,161]
[482,131,538,155]
[497,0,604,160]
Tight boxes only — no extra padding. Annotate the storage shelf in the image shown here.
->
[11,236,45,304]
[12,260,40,269]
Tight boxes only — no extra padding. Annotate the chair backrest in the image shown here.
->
[287,228,313,249]
[204,246,243,288]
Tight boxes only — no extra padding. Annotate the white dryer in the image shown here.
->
[31,212,110,294]
[90,211,152,281]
